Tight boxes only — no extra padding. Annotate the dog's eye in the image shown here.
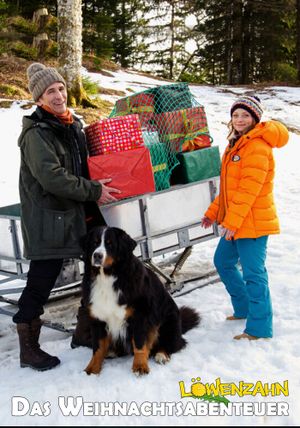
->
[105,240,112,248]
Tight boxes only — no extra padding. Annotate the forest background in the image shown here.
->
[0,0,300,93]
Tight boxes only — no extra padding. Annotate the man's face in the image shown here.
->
[37,82,67,114]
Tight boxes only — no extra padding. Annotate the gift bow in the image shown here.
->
[181,132,212,152]
[181,110,212,152]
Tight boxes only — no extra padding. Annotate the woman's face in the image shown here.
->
[231,108,256,134]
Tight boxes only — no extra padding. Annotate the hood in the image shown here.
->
[17,107,73,148]
[18,115,38,147]
[243,120,289,149]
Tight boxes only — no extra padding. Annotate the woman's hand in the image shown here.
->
[219,226,235,240]
[97,178,121,205]
[201,216,214,228]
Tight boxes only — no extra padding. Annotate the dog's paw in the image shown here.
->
[84,363,102,375]
[154,351,170,365]
[132,362,150,376]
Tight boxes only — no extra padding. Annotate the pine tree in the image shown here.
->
[112,0,149,68]
[142,0,194,80]
[4,0,57,18]
[297,0,300,80]
[82,0,115,59]
[191,0,293,84]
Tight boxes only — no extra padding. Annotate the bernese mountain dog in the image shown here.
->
[80,226,200,376]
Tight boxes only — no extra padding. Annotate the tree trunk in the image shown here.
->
[297,0,300,81]
[241,1,251,84]
[57,0,93,107]
[226,3,234,85]
[231,0,243,84]
[32,8,50,58]
[169,1,175,80]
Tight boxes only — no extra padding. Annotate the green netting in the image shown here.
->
[109,82,212,191]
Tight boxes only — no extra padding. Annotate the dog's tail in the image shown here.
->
[180,306,200,334]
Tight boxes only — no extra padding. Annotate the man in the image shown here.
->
[13,62,119,371]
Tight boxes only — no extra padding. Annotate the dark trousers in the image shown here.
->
[12,259,64,324]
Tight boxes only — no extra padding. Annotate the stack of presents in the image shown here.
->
[85,82,221,202]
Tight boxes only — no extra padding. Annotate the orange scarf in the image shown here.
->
[41,105,74,125]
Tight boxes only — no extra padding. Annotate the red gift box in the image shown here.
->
[114,93,157,132]
[155,106,211,152]
[85,114,144,156]
[115,93,155,115]
[88,147,155,201]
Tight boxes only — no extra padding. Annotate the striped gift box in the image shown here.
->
[156,106,211,152]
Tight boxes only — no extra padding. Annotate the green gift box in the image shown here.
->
[145,141,171,191]
[154,82,192,113]
[171,146,221,184]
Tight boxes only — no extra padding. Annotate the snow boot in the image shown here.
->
[233,333,259,340]
[70,305,92,349]
[226,315,246,321]
[17,321,60,371]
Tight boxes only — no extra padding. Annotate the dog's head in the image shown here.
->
[81,226,137,269]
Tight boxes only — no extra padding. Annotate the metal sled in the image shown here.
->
[0,177,219,301]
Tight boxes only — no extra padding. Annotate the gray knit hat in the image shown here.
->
[27,62,66,101]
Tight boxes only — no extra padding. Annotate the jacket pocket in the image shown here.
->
[42,207,86,249]
[42,209,67,248]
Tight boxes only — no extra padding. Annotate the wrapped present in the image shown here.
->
[142,130,160,146]
[88,147,155,201]
[85,114,144,156]
[115,92,155,116]
[154,82,192,113]
[181,134,212,152]
[114,92,157,132]
[156,106,212,152]
[146,142,171,191]
[171,146,221,184]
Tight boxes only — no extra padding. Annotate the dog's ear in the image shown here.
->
[115,228,137,254]
[124,233,137,253]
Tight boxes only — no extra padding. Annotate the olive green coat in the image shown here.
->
[18,107,102,260]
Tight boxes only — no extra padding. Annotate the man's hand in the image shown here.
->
[201,216,214,228]
[97,178,121,205]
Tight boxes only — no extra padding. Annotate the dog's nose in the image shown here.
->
[92,251,103,266]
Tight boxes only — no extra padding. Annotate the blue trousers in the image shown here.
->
[214,236,273,338]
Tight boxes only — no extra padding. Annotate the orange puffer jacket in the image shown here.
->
[205,120,289,239]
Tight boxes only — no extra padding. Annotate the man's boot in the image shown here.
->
[70,305,92,349]
[17,322,60,371]
[30,318,61,359]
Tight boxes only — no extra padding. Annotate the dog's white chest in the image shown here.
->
[90,272,127,341]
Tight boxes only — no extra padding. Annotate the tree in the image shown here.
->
[4,0,57,18]
[82,0,115,59]
[297,0,300,80]
[191,0,293,84]
[57,0,93,107]
[143,0,193,80]
[112,0,149,68]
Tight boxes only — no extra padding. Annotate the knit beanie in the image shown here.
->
[27,62,66,101]
[230,95,263,123]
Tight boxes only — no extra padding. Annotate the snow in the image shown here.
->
[0,68,300,426]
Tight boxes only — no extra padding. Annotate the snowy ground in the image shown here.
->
[0,68,299,426]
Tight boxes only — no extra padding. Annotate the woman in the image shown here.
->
[201,95,289,340]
